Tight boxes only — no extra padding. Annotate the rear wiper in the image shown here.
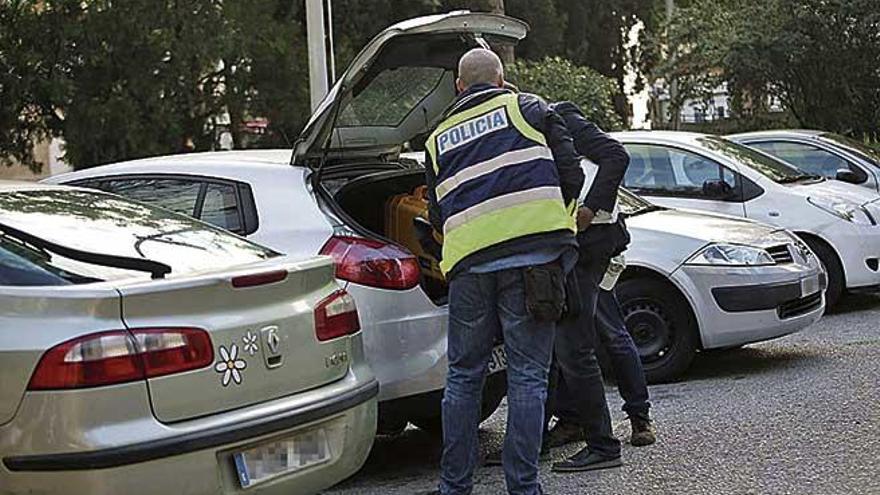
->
[0,222,171,279]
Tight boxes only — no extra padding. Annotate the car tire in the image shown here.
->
[409,371,507,435]
[616,278,699,384]
[800,237,843,310]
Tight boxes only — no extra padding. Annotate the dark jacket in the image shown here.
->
[551,101,631,256]
[550,101,630,214]
[424,84,585,279]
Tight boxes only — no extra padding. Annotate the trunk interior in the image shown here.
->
[333,166,449,304]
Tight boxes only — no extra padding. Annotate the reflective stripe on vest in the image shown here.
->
[427,91,576,275]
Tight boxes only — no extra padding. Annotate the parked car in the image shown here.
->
[617,189,824,381]
[729,130,880,191]
[613,131,880,307]
[45,11,531,433]
[0,182,377,495]
[51,138,827,383]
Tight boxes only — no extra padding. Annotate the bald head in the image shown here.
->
[457,48,504,92]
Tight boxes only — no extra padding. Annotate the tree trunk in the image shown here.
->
[483,0,515,64]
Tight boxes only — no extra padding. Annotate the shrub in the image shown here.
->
[506,57,623,131]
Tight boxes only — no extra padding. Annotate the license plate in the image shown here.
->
[801,274,820,297]
[233,428,331,488]
[488,344,507,374]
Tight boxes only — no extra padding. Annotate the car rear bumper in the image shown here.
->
[345,283,449,402]
[672,263,825,349]
[1,368,377,494]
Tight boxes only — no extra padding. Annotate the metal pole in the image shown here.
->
[325,0,336,83]
[306,0,329,111]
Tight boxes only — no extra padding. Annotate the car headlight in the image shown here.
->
[686,243,775,266]
[808,196,875,225]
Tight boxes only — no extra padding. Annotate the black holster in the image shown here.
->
[523,261,567,322]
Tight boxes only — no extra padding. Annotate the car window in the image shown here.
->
[696,136,812,184]
[200,182,242,232]
[624,144,737,198]
[748,141,853,178]
[820,133,880,168]
[97,178,201,216]
[337,66,445,127]
[0,188,276,284]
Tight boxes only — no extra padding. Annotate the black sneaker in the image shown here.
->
[551,447,622,472]
[630,416,656,446]
[544,420,586,449]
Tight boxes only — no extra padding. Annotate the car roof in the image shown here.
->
[609,130,713,145]
[727,129,824,140]
[47,150,298,183]
[0,180,71,193]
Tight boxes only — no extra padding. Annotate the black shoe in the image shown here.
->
[484,444,550,467]
[544,420,586,449]
[630,416,656,446]
[551,447,622,472]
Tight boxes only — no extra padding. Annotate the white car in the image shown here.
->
[48,147,826,383]
[46,11,530,433]
[728,130,880,191]
[613,131,880,307]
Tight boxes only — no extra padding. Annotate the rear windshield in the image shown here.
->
[0,188,277,285]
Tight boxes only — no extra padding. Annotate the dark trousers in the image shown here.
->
[596,289,651,420]
[547,235,621,458]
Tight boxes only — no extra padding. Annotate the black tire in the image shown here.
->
[410,371,507,435]
[800,236,843,310]
[616,278,699,384]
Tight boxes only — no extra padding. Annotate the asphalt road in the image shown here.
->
[325,293,880,495]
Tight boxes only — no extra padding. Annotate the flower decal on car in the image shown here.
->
[215,344,247,386]
[242,331,259,356]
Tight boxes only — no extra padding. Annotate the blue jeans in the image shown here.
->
[440,268,555,495]
[596,289,651,419]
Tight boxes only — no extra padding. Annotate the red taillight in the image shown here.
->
[320,236,421,290]
[28,328,213,390]
[315,290,361,341]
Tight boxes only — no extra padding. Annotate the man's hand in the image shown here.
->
[577,207,595,231]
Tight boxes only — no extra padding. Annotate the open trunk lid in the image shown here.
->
[118,257,352,423]
[292,11,529,167]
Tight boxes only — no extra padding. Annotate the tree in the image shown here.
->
[656,0,880,140]
[506,57,622,131]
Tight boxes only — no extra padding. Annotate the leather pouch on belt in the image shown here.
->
[524,262,566,322]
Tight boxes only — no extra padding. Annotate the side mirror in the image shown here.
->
[835,168,860,183]
[702,179,734,199]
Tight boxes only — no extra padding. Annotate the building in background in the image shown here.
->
[1,138,71,181]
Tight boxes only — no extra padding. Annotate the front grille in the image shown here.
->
[777,292,823,319]
[766,244,794,264]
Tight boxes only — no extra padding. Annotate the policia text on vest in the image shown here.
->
[426,90,578,276]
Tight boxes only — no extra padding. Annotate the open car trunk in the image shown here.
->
[333,167,448,303]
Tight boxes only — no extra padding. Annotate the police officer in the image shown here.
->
[424,48,584,495]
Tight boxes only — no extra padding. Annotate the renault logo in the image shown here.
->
[260,325,284,369]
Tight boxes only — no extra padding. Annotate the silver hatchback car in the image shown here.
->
[0,183,377,494]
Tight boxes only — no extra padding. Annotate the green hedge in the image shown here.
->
[506,57,622,131]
